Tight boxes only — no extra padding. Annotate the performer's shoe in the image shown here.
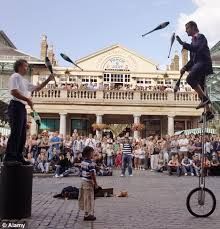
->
[196,97,211,109]
[198,111,214,123]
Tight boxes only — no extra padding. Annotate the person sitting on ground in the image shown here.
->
[192,154,201,176]
[54,154,67,178]
[25,152,35,166]
[203,155,211,176]
[48,147,60,171]
[210,153,220,175]
[71,152,82,176]
[167,154,181,176]
[36,149,50,173]
[181,153,194,176]
[156,151,165,172]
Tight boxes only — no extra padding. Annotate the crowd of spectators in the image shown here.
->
[1,131,220,177]
[46,82,192,93]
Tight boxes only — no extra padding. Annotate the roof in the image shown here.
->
[211,41,220,55]
[0,30,16,48]
[0,46,44,64]
[75,44,157,66]
[0,31,44,64]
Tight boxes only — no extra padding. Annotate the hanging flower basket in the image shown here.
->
[92,123,109,131]
[131,123,145,131]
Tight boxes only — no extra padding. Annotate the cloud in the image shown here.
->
[176,0,220,47]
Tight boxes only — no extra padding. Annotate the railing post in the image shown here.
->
[133,91,139,101]
[167,92,174,102]
[60,90,66,98]
[96,90,103,100]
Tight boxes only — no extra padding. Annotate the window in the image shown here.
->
[71,119,90,135]
[40,119,59,132]
[60,76,67,82]
[165,80,172,85]
[157,80,164,85]
[145,80,151,84]
[69,76,76,82]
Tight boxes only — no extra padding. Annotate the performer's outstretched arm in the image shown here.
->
[34,74,54,92]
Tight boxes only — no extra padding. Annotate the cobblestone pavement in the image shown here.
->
[1,170,220,229]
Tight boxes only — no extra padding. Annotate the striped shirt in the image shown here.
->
[81,159,96,181]
[122,143,132,155]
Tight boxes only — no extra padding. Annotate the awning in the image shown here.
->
[175,128,217,135]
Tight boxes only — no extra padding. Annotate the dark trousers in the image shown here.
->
[5,100,27,161]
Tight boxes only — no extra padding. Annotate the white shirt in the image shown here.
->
[9,73,36,105]
[85,138,96,149]
[178,138,189,152]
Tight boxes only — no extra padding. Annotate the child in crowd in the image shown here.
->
[78,146,98,221]
[115,148,122,168]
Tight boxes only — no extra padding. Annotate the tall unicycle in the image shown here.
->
[186,107,216,217]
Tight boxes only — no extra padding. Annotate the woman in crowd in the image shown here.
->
[150,139,160,171]
[167,154,181,176]
[134,144,140,170]
[36,149,50,173]
[38,131,50,153]
[63,135,73,155]
[25,152,35,165]
[28,134,39,160]
[106,143,114,168]
[139,144,145,170]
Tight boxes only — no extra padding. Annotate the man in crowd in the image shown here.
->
[121,137,133,177]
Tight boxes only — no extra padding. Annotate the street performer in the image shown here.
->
[3,59,54,165]
[176,21,214,122]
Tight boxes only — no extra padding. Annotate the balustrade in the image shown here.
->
[32,89,199,106]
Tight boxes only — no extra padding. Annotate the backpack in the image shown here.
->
[53,186,79,199]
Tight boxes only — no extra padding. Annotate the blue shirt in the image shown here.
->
[50,136,61,150]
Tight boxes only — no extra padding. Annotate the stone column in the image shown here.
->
[96,114,103,139]
[133,114,141,139]
[59,113,67,136]
[167,115,175,136]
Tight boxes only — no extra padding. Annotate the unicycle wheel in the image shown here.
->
[186,187,216,217]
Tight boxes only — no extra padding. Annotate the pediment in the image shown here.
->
[75,44,157,72]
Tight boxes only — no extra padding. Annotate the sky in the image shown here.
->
[0,0,219,69]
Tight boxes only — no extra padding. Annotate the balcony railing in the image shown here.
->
[32,89,200,106]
